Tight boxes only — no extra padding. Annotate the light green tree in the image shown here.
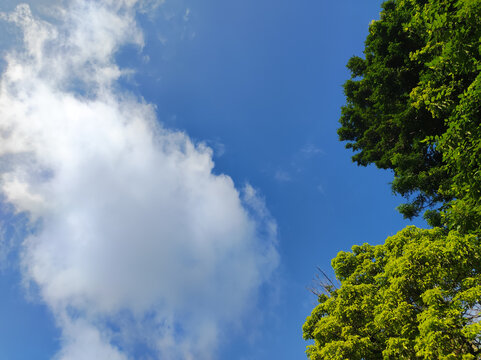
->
[303,227,481,359]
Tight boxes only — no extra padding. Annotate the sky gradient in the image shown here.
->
[0,1,425,359]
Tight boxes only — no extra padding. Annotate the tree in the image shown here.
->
[338,0,481,223]
[303,226,481,359]
[303,0,481,358]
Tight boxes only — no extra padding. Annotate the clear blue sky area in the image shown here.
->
[0,1,426,359]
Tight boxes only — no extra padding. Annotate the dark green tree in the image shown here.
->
[303,227,481,359]
[338,0,481,224]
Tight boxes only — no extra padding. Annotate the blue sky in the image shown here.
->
[0,1,425,359]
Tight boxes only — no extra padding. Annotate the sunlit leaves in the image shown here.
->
[303,227,481,359]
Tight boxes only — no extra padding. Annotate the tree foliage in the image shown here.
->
[303,227,481,359]
[338,0,481,223]
[304,0,481,358]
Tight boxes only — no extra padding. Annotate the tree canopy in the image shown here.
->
[304,0,481,358]
[338,0,481,225]
[303,227,481,359]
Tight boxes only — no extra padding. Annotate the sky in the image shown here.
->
[0,1,426,359]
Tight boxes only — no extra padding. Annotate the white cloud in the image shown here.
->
[55,320,128,360]
[0,1,278,359]
[204,139,226,158]
[300,144,324,157]
[274,170,292,183]
[183,7,190,22]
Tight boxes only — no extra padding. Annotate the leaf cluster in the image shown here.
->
[338,0,481,225]
[303,227,481,359]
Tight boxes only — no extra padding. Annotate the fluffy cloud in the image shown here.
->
[0,1,278,359]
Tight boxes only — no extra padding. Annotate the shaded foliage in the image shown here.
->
[338,0,481,224]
